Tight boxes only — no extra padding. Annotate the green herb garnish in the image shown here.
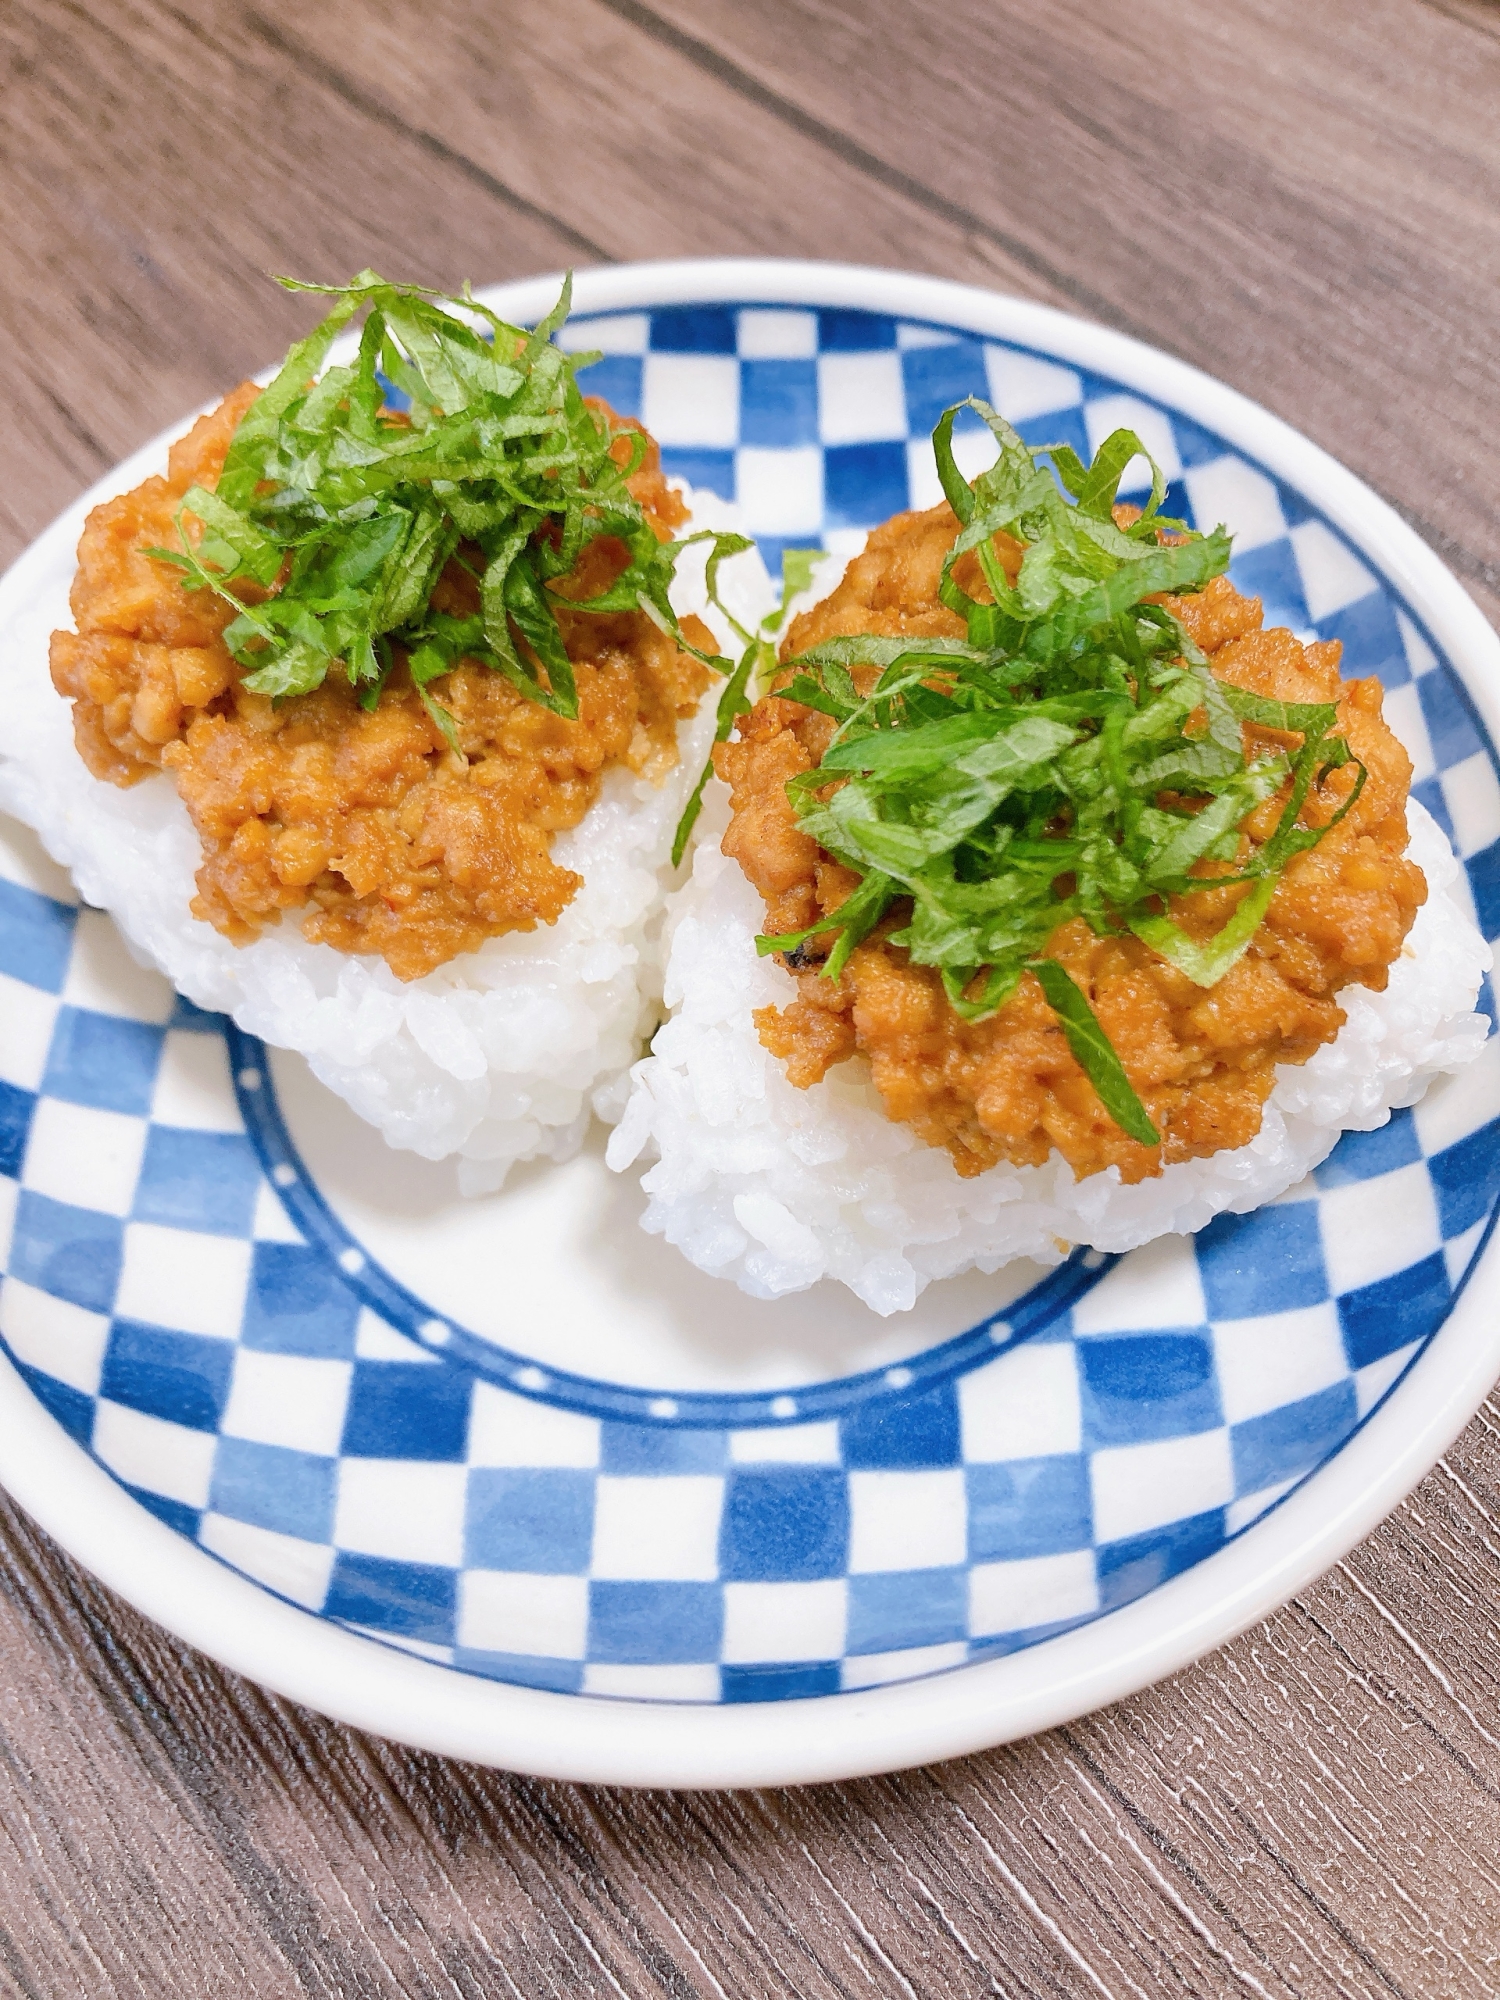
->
[149,271,741,732]
[670,546,827,867]
[754,398,1365,1146]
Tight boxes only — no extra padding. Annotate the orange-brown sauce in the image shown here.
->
[51,387,711,982]
[715,502,1425,1183]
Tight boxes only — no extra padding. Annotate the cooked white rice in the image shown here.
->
[0,483,774,1195]
[608,793,1491,1314]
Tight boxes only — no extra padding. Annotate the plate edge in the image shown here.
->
[1,258,1497,1783]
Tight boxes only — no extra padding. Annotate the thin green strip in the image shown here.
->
[1027,959,1160,1146]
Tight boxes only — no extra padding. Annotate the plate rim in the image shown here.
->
[1,1241,1495,1788]
[2,255,1498,1788]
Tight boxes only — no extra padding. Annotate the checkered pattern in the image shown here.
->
[3,301,1499,1704]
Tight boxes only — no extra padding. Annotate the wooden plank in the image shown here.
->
[245,0,1014,280]
[593,0,1500,625]
[6,1413,1500,1999]
[0,0,1057,571]
[0,0,595,565]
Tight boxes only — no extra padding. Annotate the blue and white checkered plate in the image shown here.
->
[2,262,1499,1788]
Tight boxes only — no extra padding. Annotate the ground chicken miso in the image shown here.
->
[715,501,1425,1185]
[51,386,712,983]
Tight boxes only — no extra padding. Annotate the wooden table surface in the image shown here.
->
[4,1,1500,1991]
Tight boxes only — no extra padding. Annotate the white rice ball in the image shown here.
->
[0,484,774,1194]
[608,793,1491,1314]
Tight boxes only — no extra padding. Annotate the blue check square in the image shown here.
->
[325,1553,457,1644]
[1428,1123,1500,1241]
[16,1363,93,1445]
[211,1436,336,1542]
[1229,539,1310,635]
[1413,775,1455,847]
[573,353,642,419]
[1170,415,1238,470]
[452,1649,583,1694]
[1079,1333,1222,1448]
[42,1008,162,1116]
[1321,590,1408,688]
[842,1381,960,1469]
[125,1485,201,1540]
[374,369,410,413]
[587,1580,723,1664]
[1464,838,1500,944]
[0,1079,34,1180]
[757,536,822,595]
[966,1457,1092,1561]
[1419,668,1486,770]
[1018,407,1090,465]
[722,1662,841,1703]
[719,1467,849,1581]
[134,1127,261,1237]
[241,1243,360,1358]
[901,340,990,439]
[1096,1510,1227,1611]
[465,1468,595,1574]
[739,358,819,447]
[1197,1202,1329,1319]
[824,442,909,529]
[650,307,736,353]
[818,309,895,350]
[1339,1253,1451,1370]
[168,995,223,1033]
[101,1320,235,1433]
[847,1567,967,1656]
[0,879,75,994]
[1316,1110,1422,1190]
[341,1360,473,1461]
[1159,478,1193,527]
[601,1423,725,1474]
[1230,1382,1358,1495]
[659,447,735,501]
[9,1191,122,1314]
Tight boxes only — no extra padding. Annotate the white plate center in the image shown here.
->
[269,1047,1050,1393]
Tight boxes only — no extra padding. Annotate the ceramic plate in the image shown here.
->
[1,260,1498,1788]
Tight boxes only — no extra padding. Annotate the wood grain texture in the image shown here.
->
[2,1,1500,1992]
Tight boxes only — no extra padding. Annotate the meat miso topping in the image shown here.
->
[715,500,1425,1184]
[51,387,711,982]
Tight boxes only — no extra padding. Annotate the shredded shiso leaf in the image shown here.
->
[149,271,747,746]
[671,546,824,867]
[753,399,1366,1145]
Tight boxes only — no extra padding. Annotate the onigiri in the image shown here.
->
[0,275,775,1194]
[607,412,1491,1313]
